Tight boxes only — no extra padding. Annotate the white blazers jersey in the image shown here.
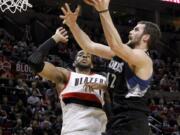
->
[59,72,107,135]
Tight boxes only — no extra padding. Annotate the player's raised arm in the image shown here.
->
[60,3,114,60]
[28,27,69,88]
[84,0,152,67]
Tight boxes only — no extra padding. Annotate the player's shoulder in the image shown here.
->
[56,67,67,73]
[56,67,73,78]
[133,49,152,62]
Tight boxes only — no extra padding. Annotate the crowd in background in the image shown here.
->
[0,16,180,135]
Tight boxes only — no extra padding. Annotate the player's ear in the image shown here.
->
[143,34,150,43]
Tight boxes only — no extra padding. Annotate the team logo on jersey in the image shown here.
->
[108,59,124,73]
[74,77,105,86]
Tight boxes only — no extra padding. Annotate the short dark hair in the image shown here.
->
[74,50,93,62]
[138,21,161,50]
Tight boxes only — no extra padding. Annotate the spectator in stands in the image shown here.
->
[16,78,27,91]
[13,118,24,134]
[30,81,42,97]
[1,96,11,114]
[14,99,26,113]
[27,91,40,106]
[31,120,43,134]
[160,74,170,91]
[25,127,33,135]
[0,104,7,124]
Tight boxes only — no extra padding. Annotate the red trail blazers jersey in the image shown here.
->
[59,72,107,135]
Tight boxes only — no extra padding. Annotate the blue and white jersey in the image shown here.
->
[125,65,151,98]
[107,56,151,113]
[107,56,151,98]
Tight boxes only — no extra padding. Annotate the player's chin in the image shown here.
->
[79,63,91,68]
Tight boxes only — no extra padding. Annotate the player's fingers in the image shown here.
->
[59,28,66,33]
[75,5,81,15]
[56,27,63,32]
[91,0,98,5]
[59,15,65,19]
[62,30,68,36]
[64,35,69,39]
[61,7,67,15]
[83,0,94,6]
[59,27,63,30]
[65,3,72,13]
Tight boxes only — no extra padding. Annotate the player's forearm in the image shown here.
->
[28,38,57,73]
[99,11,123,50]
[37,38,57,56]
[69,23,94,52]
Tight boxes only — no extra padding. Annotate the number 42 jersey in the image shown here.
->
[107,56,151,113]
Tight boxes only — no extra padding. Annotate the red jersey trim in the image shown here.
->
[62,92,101,104]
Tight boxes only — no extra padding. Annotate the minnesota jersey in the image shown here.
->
[59,72,107,135]
[107,56,151,113]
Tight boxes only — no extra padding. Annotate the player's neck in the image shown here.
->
[134,43,148,52]
[75,68,91,75]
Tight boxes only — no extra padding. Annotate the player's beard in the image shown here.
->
[127,33,143,49]
[126,40,134,49]
[127,37,142,49]
[75,62,91,70]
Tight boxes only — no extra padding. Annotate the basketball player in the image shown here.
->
[60,1,161,135]
[28,27,107,135]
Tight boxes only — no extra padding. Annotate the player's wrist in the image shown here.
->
[52,34,61,43]
[68,22,77,28]
[69,22,78,31]
[98,9,109,14]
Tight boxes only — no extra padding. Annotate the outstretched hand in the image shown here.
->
[84,82,108,92]
[52,27,69,43]
[83,0,110,12]
[60,3,80,27]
